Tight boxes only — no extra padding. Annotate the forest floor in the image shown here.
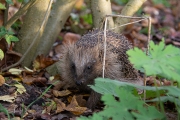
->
[0,0,180,119]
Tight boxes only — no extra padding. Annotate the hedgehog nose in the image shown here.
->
[76,81,82,86]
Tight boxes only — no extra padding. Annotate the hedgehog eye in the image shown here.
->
[71,63,75,69]
[87,65,91,70]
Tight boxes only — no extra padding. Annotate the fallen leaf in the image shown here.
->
[53,90,71,97]
[14,83,26,94]
[33,54,58,71]
[65,96,87,115]
[0,94,16,103]
[75,95,87,107]
[45,100,57,113]
[54,98,66,113]
[8,68,22,75]
[22,75,47,85]
[0,75,5,86]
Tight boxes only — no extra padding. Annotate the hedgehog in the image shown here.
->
[58,29,143,109]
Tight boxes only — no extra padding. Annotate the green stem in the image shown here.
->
[154,78,165,115]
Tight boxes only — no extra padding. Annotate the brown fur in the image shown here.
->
[58,30,143,109]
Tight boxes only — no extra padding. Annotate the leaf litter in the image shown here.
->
[0,0,180,119]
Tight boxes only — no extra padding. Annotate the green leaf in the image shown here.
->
[0,49,4,60]
[0,3,6,9]
[5,35,19,44]
[127,40,180,83]
[0,26,7,38]
[5,0,14,5]
[91,78,180,98]
[146,96,180,107]
[78,113,104,120]
[132,105,165,120]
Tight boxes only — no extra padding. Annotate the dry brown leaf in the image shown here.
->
[53,90,71,97]
[65,96,87,115]
[22,75,47,85]
[75,0,84,10]
[0,75,5,86]
[132,31,148,42]
[33,54,58,70]
[54,98,66,113]
[75,95,87,107]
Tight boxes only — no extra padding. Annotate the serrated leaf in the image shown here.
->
[127,40,180,83]
[0,49,4,60]
[132,105,165,120]
[0,3,6,9]
[91,78,180,98]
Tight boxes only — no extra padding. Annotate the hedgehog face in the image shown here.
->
[69,46,102,87]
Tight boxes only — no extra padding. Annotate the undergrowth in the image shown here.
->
[78,40,180,120]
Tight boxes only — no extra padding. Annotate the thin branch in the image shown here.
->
[102,17,108,78]
[4,0,38,29]
[147,17,151,55]
[2,0,53,72]
[3,2,9,25]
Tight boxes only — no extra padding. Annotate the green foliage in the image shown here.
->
[0,3,6,9]
[0,26,19,44]
[113,0,129,5]
[5,0,14,5]
[79,78,166,120]
[0,49,4,60]
[79,40,180,120]
[81,14,92,25]
[0,104,10,119]
[140,26,155,35]
[0,26,19,60]
[127,40,180,83]
[152,0,170,7]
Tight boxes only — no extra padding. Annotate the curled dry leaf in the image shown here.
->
[33,54,58,71]
[54,98,66,113]
[0,75,5,86]
[75,95,86,107]
[53,90,71,97]
[22,75,47,85]
[65,96,87,115]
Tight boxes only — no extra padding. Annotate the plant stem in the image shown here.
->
[3,2,9,25]
[154,78,165,115]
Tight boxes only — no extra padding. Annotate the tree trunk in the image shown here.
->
[36,0,77,56]
[90,0,114,29]
[14,0,51,67]
[114,0,147,33]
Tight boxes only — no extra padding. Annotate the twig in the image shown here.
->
[147,17,151,55]
[3,2,9,25]
[102,17,108,78]
[4,0,38,29]
[2,0,53,72]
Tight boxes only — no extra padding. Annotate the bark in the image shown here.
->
[90,0,114,29]
[36,0,77,56]
[114,0,147,33]
[14,0,51,67]
[4,0,38,29]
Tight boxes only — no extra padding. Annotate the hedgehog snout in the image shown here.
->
[75,79,86,86]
